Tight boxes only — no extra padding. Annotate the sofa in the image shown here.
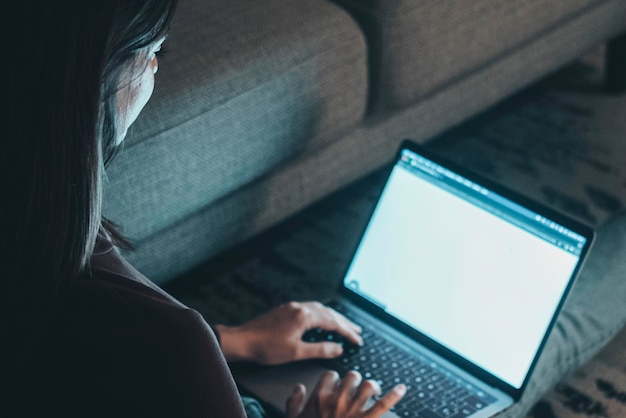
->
[102,0,626,285]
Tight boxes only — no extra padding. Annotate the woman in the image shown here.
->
[2,1,405,416]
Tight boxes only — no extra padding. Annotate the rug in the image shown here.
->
[164,44,626,417]
[528,327,626,418]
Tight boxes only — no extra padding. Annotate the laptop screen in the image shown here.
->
[342,146,588,390]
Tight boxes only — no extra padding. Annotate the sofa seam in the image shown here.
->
[123,40,367,152]
[373,0,621,111]
[334,0,607,21]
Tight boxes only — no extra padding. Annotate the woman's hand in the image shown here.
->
[215,301,363,365]
[286,370,406,418]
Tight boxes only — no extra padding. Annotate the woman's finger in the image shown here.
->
[327,308,363,344]
[285,384,307,418]
[352,378,383,408]
[313,370,341,399]
[364,384,407,418]
[298,341,344,360]
[301,302,363,345]
[336,371,363,409]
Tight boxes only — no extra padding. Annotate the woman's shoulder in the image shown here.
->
[65,242,208,345]
[33,242,247,417]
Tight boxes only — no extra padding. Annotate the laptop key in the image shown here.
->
[447,413,473,418]
[458,405,476,416]
[415,409,442,418]
[463,395,487,411]
[394,405,418,417]
[476,390,498,404]
[434,406,456,417]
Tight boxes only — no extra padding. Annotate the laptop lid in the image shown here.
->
[339,139,594,400]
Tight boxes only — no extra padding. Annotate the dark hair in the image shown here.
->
[3,0,177,343]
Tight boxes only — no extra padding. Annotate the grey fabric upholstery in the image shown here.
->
[332,0,614,111]
[103,0,368,244]
[100,0,626,284]
[116,0,626,284]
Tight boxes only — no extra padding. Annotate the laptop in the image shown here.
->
[232,139,594,417]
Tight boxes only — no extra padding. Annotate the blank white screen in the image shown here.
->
[344,166,579,388]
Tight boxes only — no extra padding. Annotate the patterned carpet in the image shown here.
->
[164,45,626,417]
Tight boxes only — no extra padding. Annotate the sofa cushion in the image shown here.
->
[102,0,368,243]
[332,0,607,111]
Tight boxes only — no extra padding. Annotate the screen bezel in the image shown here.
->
[338,139,595,400]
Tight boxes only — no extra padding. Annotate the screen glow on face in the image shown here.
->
[344,165,579,388]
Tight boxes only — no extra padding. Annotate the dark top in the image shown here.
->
[9,234,247,417]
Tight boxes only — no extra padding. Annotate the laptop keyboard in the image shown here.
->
[302,304,498,418]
